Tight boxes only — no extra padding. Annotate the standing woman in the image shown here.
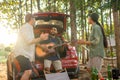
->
[78,13,107,79]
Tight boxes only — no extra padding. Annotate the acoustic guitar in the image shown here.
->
[35,39,82,57]
[36,42,68,57]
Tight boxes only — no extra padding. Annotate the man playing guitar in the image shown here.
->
[39,27,63,74]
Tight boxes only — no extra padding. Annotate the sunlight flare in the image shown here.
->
[0,26,17,46]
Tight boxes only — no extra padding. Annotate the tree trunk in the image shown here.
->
[101,8,104,26]
[53,0,56,12]
[36,0,40,11]
[80,0,85,64]
[19,0,22,27]
[30,0,32,13]
[25,0,28,13]
[48,0,51,12]
[113,3,120,69]
[70,0,77,44]
[119,10,120,21]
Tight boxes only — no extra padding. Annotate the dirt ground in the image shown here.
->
[0,63,7,80]
[0,63,108,80]
[0,63,89,80]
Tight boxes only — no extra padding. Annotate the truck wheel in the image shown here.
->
[74,66,80,78]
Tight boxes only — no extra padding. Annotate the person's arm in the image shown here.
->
[78,26,101,46]
[90,26,101,46]
[28,33,48,45]
[77,40,91,45]
[21,26,48,45]
[84,41,92,45]
[28,38,42,45]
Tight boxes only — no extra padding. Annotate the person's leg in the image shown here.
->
[91,57,104,79]
[53,60,63,73]
[44,59,52,74]
[86,58,92,73]
[20,70,32,80]
[16,56,32,80]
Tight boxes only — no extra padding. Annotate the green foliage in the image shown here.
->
[0,49,9,56]
[0,0,116,42]
[0,1,21,29]
[104,24,114,36]
[0,0,119,65]
[106,51,116,57]
[111,0,120,10]
[0,56,6,63]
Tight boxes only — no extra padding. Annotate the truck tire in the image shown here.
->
[74,66,80,78]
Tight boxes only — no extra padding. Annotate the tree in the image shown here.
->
[112,0,120,69]
[70,0,77,44]
[0,0,120,66]
[36,0,40,11]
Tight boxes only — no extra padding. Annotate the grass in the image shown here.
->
[0,49,8,56]
[0,49,9,63]
[0,56,7,63]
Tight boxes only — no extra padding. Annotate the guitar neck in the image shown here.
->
[53,43,66,48]
[53,40,74,48]
[49,40,77,49]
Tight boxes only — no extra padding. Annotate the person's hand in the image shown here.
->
[64,43,69,46]
[48,42,55,47]
[40,32,49,40]
[47,48,56,54]
[77,39,86,44]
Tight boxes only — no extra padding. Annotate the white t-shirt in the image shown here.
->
[14,23,35,62]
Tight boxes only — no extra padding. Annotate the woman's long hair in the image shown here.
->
[96,21,108,48]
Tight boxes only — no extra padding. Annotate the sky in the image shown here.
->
[0,0,3,2]
[0,25,17,46]
[0,17,17,46]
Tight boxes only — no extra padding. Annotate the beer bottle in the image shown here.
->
[91,67,97,80]
[107,65,112,80]
[94,68,99,80]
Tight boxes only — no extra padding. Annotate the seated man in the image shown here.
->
[40,27,63,74]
